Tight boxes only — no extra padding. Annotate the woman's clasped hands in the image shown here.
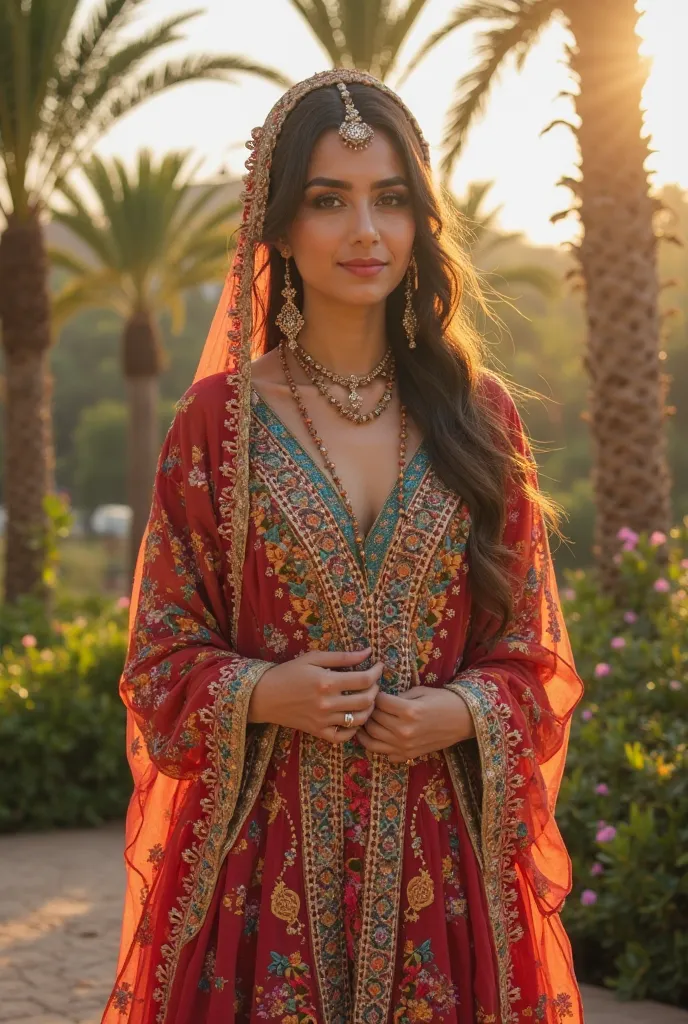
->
[248,646,476,759]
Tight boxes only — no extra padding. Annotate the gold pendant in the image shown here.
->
[404,868,435,922]
[348,387,363,411]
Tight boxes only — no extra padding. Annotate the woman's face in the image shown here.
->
[284,128,416,308]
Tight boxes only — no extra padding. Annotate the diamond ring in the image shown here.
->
[343,712,355,728]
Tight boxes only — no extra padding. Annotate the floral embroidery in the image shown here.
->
[222,884,247,914]
[263,624,290,655]
[411,508,470,677]
[174,393,196,413]
[147,844,164,870]
[393,940,457,1022]
[251,389,429,586]
[255,951,319,1021]
[197,948,228,994]
[112,982,133,1012]
[188,446,209,490]
[476,1006,497,1023]
[342,746,372,959]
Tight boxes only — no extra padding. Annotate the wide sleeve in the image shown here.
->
[121,377,274,782]
[444,386,583,919]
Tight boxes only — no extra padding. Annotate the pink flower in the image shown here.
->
[21,634,37,649]
[561,588,576,601]
[581,709,594,722]
[681,559,688,570]
[595,783,610,796]
[610,637,626,650]
[649,531,667,547]
[594,663,611,678]
[117,596,131,610]
[623,610,638,624]
[596,825,617,843]
[653,578,670,593]
[580,889,598,906]
[613,553,622,565]
[590,862,605,877]
[669,680,682,691]
[617,527,639,551]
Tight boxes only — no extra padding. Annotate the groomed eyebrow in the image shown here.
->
[304,175,409,190]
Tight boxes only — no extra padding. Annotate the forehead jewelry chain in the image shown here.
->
[279,342,408,586]
[336,82,375,151]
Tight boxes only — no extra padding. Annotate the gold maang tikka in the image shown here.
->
[336,82,375,151]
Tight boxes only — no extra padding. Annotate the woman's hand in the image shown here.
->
[357,686,476,763]
[248,647,383,744]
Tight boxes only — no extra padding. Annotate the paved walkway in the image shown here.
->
[0,825,686,1024]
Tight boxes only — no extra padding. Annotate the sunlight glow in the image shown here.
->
[88,0,685,246]
[636,0,687,190]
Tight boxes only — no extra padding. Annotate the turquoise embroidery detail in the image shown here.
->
[250,388,429,587]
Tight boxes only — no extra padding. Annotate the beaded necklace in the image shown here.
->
[290,340,394,420]
[279,342,408,585]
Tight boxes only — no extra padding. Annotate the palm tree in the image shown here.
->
[286,0,432,80]
[51,149,239,574]
[0,0,288,604]
[407,0,671,589]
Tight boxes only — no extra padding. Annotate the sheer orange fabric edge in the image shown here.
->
[115,245,271,992]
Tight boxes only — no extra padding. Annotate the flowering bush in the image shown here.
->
[0,598,130,830]
[559,521,688,1007]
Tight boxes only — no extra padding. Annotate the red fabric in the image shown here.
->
[102,244,583,1024]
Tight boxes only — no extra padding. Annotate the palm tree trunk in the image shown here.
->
[0,213,54,604]
[564,0,671,589]
[123,309,163,578]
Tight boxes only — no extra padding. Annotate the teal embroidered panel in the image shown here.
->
[250,388,429,588]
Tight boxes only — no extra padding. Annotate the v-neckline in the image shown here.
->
[249,386,429,583]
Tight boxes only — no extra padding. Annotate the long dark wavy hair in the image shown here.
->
[259,83,558,634]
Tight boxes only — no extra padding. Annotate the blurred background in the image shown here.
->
[0,0,687,1017]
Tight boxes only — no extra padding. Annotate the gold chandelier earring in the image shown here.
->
[275,253,304,350]
[403,255,418,349]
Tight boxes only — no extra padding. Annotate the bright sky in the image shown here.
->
[93,0,687,246]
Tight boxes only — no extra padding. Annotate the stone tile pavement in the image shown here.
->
[1,825,686,1024]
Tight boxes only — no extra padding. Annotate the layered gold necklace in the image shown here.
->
[289,340,395,425]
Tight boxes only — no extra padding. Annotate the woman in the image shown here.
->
[103,70,583,1024]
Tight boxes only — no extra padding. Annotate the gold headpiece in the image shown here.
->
[336,81,375,151]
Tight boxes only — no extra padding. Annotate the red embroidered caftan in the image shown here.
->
[102,370,583,1024]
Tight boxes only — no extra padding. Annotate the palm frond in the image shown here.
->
[74,55,290,165]
[441,0,558,177]
[52,148,238,335]
[401,1,513,82]
[51,170,120,268]
[285,0,346,66]
[488,262,560,297]
[168,199,239,261]
[48,247,94,276]
[0,0,79,212]
[479,228,524,256]
[379,0,433,80]
[51,267,126,327]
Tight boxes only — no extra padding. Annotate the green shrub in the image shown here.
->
[559,520,688,1007]
[0,600,130,830]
